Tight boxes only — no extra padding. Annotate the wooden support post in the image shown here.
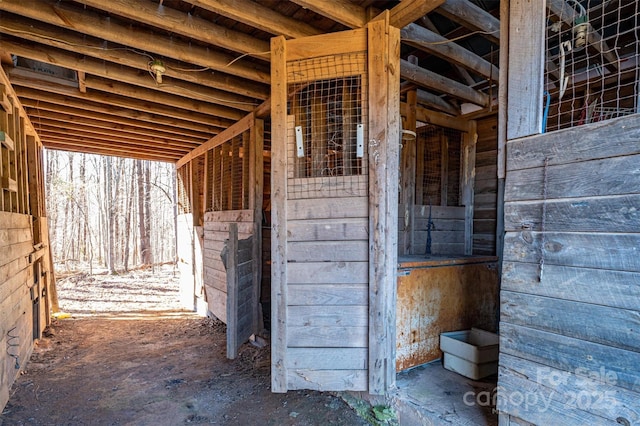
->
[251,119,264,335]
[462,120,477,255]
[498,0,509,180]
[203,150,210,214]
[368,14,400,395]
[18,116,28,214]
[507,0,546,139]
[270,35,288,393]
[26,136,40,223]
[440,131,448,206]
[400,56,418,255]
[226,222,239,359]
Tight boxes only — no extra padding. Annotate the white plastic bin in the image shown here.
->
[440,328,499,380]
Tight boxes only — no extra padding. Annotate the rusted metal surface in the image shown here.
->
[396,257,499,371]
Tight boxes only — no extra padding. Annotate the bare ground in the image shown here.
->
[1,266,370,426]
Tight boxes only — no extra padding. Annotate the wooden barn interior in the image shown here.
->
[1,1,639,424]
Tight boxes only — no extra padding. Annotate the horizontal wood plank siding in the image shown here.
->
[285,191,368,390]
[473,115,498,255]
[400,205,465,255]
[0,213,34,412]
[499,114,640,424]
[202,210,254,322]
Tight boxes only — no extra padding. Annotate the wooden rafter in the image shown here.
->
[36,125,195,153]
[16,89,222,136]
[419,16,476,85]
[437,0,500,44]
[182,0,321,38]
[75,0,270,59]
[20,98,214,140]
[0,14,269,99]
[25,112,205,147]
[1,37,257,113]
[388,0,446,29]
[0,0,503,161]
[289,0,367,28]
[416,89,460,116]
[401,23,499,81]
[0,0,270,85]
[41,136,184,161]
[7,68,233,128]
[287,0,494,108]
[82,76,244,121]
[401,59,489,106]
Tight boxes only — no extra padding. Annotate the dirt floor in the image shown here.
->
[1,266,371,426]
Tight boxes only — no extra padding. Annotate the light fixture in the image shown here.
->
[150,59,166,84]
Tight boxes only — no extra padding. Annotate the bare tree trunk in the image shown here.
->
[123,160,135,271]
[105,156,116,274]
[137,160,151,265]
[144,160,153,266]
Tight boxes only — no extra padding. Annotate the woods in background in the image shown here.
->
[45,150,176,273]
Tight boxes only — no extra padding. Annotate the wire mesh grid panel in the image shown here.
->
[544,1,640,132]
[415,125,462,207]
[286,53,368,199]
[176,165,191,214]
[205,133,250,212]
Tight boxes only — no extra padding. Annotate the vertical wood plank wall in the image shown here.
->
[0,70,53,412]
[498,114,640,424]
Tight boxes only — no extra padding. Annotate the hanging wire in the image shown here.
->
[7,327,20,369]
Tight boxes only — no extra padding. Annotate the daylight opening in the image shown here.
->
[45,149,182,317]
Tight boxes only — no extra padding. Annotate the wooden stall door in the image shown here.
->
[270,17,399,394]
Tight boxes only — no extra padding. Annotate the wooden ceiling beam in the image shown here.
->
[437,0,500,45]
[16,89,221,136]
[291,0,493,107]
[83,75,244,121]
[41,137,183,162]
[0,0,270,85]
[289,0,367,28]
[416,89,460,116]
[7,68,234,128]
[419,16,475,85]
[20,98,213,140]
[25,113,204,147]
[36,126,193,154]
[182,0,321,39]
[75,0,270,59]
[0,14,269,99]
[1,37,258,113]
[401,59,489,106]
[388,0,446,29]
[401,23,499,81]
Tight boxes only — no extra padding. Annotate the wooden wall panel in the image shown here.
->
[0,213,35,412]
[202,210,254,322]
[498,114,640,424]
[473,115,498,255]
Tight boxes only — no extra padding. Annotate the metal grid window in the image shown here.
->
[416,125,462,207]
[544,1,640,132]
[286,53,368,199]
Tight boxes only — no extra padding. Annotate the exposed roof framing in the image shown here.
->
[0,0,504,161]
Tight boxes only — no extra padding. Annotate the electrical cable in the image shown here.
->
[542,91,551,133]
[7,327,20,369]
[401,29,500,46]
